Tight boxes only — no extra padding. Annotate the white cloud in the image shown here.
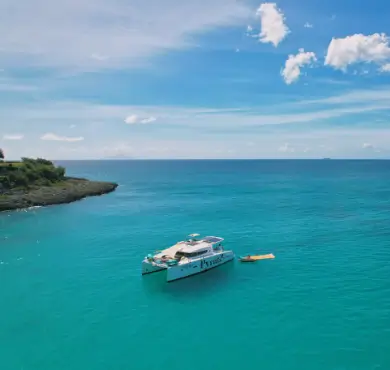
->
[140,116,157,124]
[124,115,139,124]
[3,96,390,159]
[281,48,317,84]
[3,95,390,135]
[0,0,251,70]
[125,115,157,124]
[41,133,84,142]
[247,25,253,33]
[379,63,390,72]
[3,134,24,140]
[325,33,390,71]
[304,22,313,28]
[278,143,295,153]
[362,142,381,153]
[256,3,289,47]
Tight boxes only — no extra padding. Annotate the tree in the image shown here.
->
[0,148,4,160]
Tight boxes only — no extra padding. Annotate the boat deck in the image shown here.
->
[154,242,186,259]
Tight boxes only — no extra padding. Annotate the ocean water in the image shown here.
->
[1,160,390,370]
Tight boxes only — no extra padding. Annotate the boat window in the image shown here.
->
[174,251,186,259]
[174,250,209,259]
[188,250,208,257]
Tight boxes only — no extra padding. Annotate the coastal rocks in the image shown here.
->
[0,178,118,212]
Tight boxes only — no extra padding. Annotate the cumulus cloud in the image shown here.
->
[124,115,139,124]
[379,63,390,72]
[304,22,313,28]
[362,142,381,153]
[325,33,390,71]
[281,48,317,84]
[256,3,289,47]
[3,134,24,140]
[124,115,157,124]
[41,133,84,142]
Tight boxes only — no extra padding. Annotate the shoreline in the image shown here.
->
[0,178,118,212]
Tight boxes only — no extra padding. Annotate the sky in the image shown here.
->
[1,0,390,159]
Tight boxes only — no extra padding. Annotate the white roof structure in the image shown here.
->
[180,236,224,253]
[154,235,224,258]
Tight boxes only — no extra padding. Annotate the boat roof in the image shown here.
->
[179,236,224,253]
[154,235,224,259]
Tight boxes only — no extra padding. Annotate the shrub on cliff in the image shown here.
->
[36,158,53,166]
[8,171,29,187]
[1,158,66,190]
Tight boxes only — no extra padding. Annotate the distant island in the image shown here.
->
[0,150,117,212]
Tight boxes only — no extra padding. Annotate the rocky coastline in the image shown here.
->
[0,177,118,212]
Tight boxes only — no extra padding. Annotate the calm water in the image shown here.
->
[1,160,390,370]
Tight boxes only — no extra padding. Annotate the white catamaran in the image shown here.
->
[142,234,234,282]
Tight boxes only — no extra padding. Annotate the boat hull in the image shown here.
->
[142,260,166,275]
[166,251,234,282]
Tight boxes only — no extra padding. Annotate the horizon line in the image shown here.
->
[47,158,390,161]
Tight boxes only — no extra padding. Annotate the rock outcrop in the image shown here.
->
[0,178,118,212]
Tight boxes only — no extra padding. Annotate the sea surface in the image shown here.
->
[1,160,390,370]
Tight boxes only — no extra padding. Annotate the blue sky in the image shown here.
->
[1,0,390,159]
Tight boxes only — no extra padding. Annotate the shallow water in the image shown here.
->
[1,160,390,370]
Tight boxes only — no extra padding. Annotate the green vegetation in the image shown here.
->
[0,154,118,212]
[0,158,66,190]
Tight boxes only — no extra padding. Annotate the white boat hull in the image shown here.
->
[142,261,166,275]
[166,251,234,282]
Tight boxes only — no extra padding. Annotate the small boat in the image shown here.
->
[142,234,234,282]
[239,253,275,262]
[239,256,257,262]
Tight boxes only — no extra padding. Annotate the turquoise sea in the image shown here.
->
[1,160,390,370]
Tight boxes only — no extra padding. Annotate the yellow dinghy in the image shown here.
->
[239,253,275,262]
